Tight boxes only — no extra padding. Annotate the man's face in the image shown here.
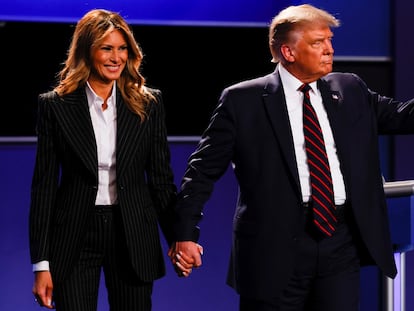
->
[284,23,334,83]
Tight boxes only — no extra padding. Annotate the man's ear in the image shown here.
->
[280,44,295,62]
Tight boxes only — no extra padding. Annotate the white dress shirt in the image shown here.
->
[86,81,118,205]
[278,64,346,205]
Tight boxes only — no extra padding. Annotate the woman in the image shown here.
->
[29,9,182,310]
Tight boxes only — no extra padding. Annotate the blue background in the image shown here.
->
[0,0,284,25]
[0,139,401,311]
[1,0,389,56]
[2,0,414,310]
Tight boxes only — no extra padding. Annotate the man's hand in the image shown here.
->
[33,271,55,309]
[168,241,203,277]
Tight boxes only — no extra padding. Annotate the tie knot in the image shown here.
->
[299,83,311,94]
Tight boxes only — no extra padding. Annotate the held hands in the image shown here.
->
[32,271,55,309]
[168,241,203,277]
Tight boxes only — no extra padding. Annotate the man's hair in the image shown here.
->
[269,4,340,63]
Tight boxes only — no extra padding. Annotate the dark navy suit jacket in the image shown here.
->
[174,70,414,300]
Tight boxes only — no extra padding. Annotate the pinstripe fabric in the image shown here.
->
[29,86,176,306]
[54,207,153,311]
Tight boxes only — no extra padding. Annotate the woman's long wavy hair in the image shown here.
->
[55,9,155,120]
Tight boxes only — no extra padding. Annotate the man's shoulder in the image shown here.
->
[320,72,369,92]
[225,71,277,92]
[323,72,363,84]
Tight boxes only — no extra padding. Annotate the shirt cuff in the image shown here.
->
[33,260,49,272]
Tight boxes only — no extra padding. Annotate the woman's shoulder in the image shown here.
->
[145,86,161,98]
[38,90,58,101]
[39,87,86,103]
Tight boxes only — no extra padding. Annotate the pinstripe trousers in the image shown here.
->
[53,206,153,311]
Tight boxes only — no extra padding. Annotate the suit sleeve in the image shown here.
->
[29,92,60,263]
[145,90,177,246]
[173,88,237,241]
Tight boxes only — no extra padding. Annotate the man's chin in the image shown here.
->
[322,65,333,74]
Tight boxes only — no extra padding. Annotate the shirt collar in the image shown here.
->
[277,63,318,94]
[85,81,117,108]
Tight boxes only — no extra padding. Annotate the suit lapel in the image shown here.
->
[261,73,355,200]
[53,88,98,178]
[318,79,347,148]
[262,72,302,194]
[318,78,351,179]
[116,90,149,179]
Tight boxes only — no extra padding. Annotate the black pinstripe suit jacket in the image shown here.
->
[29,86,177,282]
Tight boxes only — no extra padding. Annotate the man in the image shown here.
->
[169,4,413,310]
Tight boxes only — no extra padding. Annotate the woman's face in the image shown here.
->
[89,29,128,85]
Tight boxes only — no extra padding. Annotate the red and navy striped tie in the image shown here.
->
[300,83,337,237]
